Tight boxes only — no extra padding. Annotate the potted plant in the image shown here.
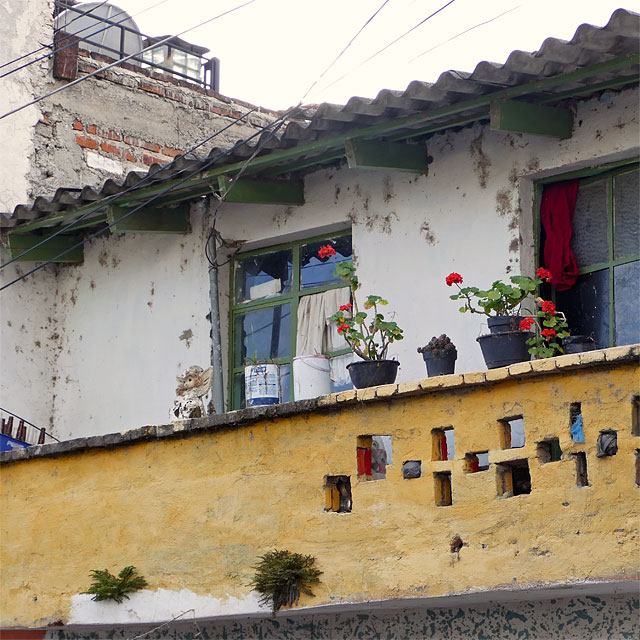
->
[446,268,555,369]
[327,254,404,389]
[518,300,570,358]
[417,334,457,377]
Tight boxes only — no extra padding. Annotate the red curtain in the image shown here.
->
[540,180,579,291]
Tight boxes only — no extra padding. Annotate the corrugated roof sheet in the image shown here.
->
[2,8,639,230]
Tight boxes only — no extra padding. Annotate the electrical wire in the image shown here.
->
[0,106,260,269]
[320,0,456,93]
[0,0,260,120]
[409,5,521,62]
[204,115,290,269]
[0,0,110,70]
[0,109,296,291]
[299,0,391,103]
[0,0,173,78]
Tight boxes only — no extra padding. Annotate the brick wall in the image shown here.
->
[24,47,278,204]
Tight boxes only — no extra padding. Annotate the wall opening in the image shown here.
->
[464,451,489,473]
[431,427,454,461]
[569,402,585,443]
[632,396,640,437]
[572,452,589,487]
[498,416,525,449]
[357,435,391,480]
[636,451,640,487]
[496,460,531,497]
[402,460,422,479]
[596,430,618,457]
[537,438,562,463]
[324,476,352,512]
[433,472,452,506]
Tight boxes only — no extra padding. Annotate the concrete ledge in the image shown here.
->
[1,345,637,465]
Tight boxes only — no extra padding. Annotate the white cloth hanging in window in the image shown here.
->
[296,288,350,356]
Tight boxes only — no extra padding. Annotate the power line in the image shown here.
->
[0,109,295,291]
[0,106,260,269]
[409,5,521,62]
[300,0,391,103]
[0,0,260,120]
[0,0,172,78]
[320,0,456,93]
[0,0,110,70]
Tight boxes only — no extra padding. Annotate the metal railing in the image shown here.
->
[1,407,60,447]
[54,1,220,92]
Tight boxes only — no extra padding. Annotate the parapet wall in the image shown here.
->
[1,346,638,628]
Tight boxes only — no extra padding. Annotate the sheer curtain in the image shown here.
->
[296,288,353,388]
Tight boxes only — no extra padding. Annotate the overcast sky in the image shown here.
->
[107,0,632,109]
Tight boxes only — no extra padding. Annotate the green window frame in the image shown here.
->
[229,230,353,410]
[535,158,639,348]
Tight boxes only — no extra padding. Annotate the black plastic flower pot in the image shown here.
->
[420,350,457,377]
[476,331,530,369]
[346,360,400,389]
[487,315,523,334]
[563,335,596,354]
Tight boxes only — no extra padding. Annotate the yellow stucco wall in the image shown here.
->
[1,355,639,627]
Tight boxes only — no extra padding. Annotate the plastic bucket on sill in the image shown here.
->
[245,364,280,407]
[293,354,331,401]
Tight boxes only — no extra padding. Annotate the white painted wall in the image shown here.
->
[1,87,637,439]
[0,0,53,210]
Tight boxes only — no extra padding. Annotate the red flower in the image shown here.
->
[540,300,556,315]
[337,323,350,334]
[536,267,552,282]
[446,272,463,287]
[541,328,556,340]
[318,244,337,259]
[339,303,353,311]
[519,318,535,331]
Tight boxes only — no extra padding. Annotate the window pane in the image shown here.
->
[234,304,291,366]
[279,364,291,403]
[572,179,609,268]
[234,250,292,303]
[233,372,245,410]
[300,236,352,289]
[614,261,640,346]
[556,269,610,349]
[614,169,640,260]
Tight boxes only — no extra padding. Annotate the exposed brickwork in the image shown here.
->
[75,135,98,150]
[72,119,82,130]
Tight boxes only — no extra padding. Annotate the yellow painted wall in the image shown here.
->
[1,359,639,626]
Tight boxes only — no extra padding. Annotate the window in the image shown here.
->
[538,162,639,349]
[356,435,392,481]
[230,232,352,409]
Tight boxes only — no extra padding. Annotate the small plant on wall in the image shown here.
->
[84,566,148,604]
[250,550,322,616]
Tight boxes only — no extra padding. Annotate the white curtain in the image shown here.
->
[296,288,350,356]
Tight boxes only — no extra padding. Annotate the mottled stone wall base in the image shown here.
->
[46,594,639,640]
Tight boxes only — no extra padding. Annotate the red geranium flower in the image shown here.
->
[540,300,556,315]
[519,318,535,331]
[446,272,463,287]
[536,267,552,282]
[337,323,350,334]
[318,244,337,259]
[339,303,353,311]
[541,328,556,340]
